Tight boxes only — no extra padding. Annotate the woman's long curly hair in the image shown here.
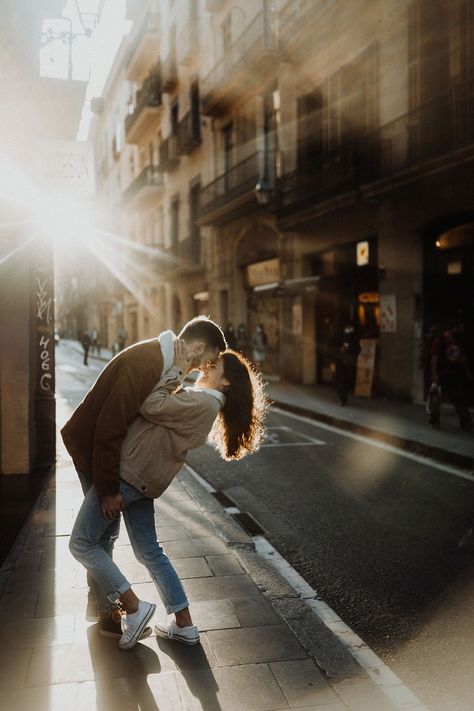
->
[208,349,268,461]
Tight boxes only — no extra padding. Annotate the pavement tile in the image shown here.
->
[35,587,88,618]
[0,614,75,650]
[119,560,153,584]
[44,508,75,536]
[270,659,341,708]
[156,523,191,541]
[78,673,185,711]
[175,663,291,711]
[183,574,263,602]
[0,682,79,711]
[191,599,241,631]
[5,566,77,595]
[2,587,39,618]
[207,625,308,666]
[0,648,32,690]
[154,634,219,671]
[230,597,281,627]
[172,556,213,578]
[332,677,398,711]
[206,554,245,576]
[163,536,229,558]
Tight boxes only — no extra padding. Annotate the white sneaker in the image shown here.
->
[154,619,200,645]
[119,600,156,650]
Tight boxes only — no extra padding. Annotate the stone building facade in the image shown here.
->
[87,0,474,402]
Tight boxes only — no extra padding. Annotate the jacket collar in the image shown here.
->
[185,385,226,409]
[158,330,176,377]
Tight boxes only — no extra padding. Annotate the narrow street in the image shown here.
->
[57,341,474,711]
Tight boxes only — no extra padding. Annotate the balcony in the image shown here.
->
[201,11,280,116]
[199,151,271,225]
[125,67,162,143]
[358,78,474,188]
[277,143,358,220]
[121,165,163,205]
[157,136,180,172]
[178,21,199,65]
[177,110,201,155]
[125,11,160,81]
[162,54,178,92]
[276,79,474,222]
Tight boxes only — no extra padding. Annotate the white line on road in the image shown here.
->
[271,406,474,482]
[183,463,429,711]
[253,535,429,711]
[261,441,325,448]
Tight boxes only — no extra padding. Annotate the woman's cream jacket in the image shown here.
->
[119,374,224,499]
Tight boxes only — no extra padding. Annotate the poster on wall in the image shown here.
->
[355,339,377,397]
[380,294,396,333]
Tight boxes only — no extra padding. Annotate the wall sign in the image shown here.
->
[246,258,280,287]
[380,294,396,333]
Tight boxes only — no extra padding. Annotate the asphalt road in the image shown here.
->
[56,341,474,711]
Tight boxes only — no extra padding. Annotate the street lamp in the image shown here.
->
[40,1,102,80]
[254,177,273,205]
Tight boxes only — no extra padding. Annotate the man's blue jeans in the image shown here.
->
[70,478,189,614]
[77,471,119,614]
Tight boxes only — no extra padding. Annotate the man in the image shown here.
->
[430,316,472,430]
[62,316,226,636]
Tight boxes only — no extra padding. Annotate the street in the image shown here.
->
[57,341,474,711]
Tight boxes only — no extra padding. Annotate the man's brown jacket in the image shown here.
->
[61,339,163,497]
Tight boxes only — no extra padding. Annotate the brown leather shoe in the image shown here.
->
[98,608,152,640]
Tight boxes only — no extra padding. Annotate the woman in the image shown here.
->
[69,343,266,650]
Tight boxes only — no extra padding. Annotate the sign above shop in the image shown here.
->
[246,258,280,287]
[37,139,95,196]
[356,240,370,266]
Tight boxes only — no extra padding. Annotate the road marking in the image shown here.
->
[183,462,428,711]
[261,442,325,448]
[272,406,474,482]
[253,536,429,711]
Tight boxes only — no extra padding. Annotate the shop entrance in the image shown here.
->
[312,238,379,385]
[423,219,474,399]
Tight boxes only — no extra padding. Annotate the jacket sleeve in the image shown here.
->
[139,389,209,429]
[91,362,160,497]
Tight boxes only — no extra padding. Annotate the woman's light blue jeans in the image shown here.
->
[70,478,189,614]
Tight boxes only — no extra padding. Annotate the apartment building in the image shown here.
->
[89,0,474,401]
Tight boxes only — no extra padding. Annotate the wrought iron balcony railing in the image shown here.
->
[121,165,163,204]
[201,11,280,115]
[277,78,474,218]
[200,151,271,220]
[177,110,201,155]
[125,66,162,138]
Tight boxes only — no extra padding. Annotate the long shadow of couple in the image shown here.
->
[87,625,222,711]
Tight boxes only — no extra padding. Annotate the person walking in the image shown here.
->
[251,324,267,366]
[224,322,237,349]
[331,323,360,406]
[430,316,472,429]
[236,323,249,358]
[117,328,127,352]
[91,327,101,355]
[81,330,91,366]
[62,316,227,634]
[69,344,266,649]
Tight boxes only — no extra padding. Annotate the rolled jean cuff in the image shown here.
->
[106,580,131,604]
[166,598,190,615]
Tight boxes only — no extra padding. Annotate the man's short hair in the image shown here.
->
[179,315,227,351]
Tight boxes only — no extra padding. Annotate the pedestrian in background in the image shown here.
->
[330,322,360,406]
[236,323,249,358]
[91,327,101,355]
[81,330,91,366]
[224,322,237,350]
[430,316,472,430]
[117,328,127,351]
[251,324,267,366]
